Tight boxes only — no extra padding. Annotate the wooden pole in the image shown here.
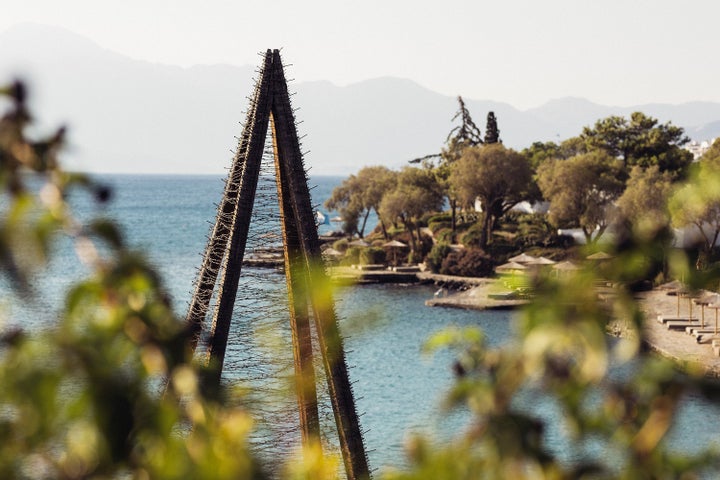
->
[205,50,274,382]
[269,49,370,480]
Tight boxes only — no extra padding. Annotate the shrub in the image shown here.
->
[428,220,452,234]
[333,238,349,252]
[435,228,454,245]
[461,223,485,248]
[426,243,452,273]
[408,251,424,265]
[440,248,494,277]
[360,247,386,265]
[425,212,452,224]
[343,246,362,265]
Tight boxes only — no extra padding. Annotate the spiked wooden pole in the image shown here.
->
[185,50,272,352]
[274,147,321,445]
[269,49,370,480]
[205,50,274,380]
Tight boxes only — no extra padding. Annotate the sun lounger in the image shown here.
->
[694,332,720,344]
[656,315,694,324]
[666,321,702,331]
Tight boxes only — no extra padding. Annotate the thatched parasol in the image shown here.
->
[528,256,556,266]
[508,253,538,264]
[348,239,370,247]
[382,240,408,265]
[496,261,528,273]
[586,251,614,260]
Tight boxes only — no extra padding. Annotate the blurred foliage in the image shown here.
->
[0,81,267,478]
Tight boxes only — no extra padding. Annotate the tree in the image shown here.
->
[522,137,588,171]
[410,96,484,243]
[325,166,396,238]
[521,141,560,171]
[669,159,720,265]
[483,111,501,144]
[617,165,673,240]
[537,151,625,243]
[449,144,535,249]
[581,112,692,178]
[378,167,444,255]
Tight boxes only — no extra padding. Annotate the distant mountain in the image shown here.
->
[2,23,720,175]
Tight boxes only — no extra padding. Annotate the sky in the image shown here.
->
[1,0,718,110]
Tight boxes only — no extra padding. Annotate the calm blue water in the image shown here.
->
[4,173,720,475]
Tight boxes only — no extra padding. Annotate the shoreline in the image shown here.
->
[331,268,720,378]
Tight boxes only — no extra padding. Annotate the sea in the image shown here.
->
[4,173,720,476]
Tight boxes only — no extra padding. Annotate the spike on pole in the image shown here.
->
[185,49,370,479]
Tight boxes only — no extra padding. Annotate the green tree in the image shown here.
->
[325,165,396,238]
[378,166,444,255]
[449,144,535,249]
[669,158,720,265]
[412,96,484,242]
[617,165,673,240]
[537,151,625,243]
[581,112,692,177]
[522,137,588,171]
[521,141,561,171]
[483,111,501,144]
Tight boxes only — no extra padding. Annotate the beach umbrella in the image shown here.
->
[508,253,537,264]
[528,256,556,266]
[348,239,370,247]
[711,304,720,335]
[382,240,407,248]
[659,279,684,291]
[552,260,580,271]
[383,239,407,265]
[694,294,715,328]
[587,251,613,260]
[495,261,528,273]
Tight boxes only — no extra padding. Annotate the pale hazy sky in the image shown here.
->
[1,0,718,109]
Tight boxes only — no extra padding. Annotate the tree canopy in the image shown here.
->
[483,111,501,144]
[537,151,625,243]
[324,165,396,237]
[669,159,720,261]
[580,112,692,177]
[449,144,535,248]
[616,165,674,241]
[378,166,444,254]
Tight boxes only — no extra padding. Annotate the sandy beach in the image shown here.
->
[635,288,720,377]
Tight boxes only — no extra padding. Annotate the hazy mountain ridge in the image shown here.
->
[2,23,719,175]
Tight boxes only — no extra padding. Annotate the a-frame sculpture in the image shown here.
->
[185,49,369,480]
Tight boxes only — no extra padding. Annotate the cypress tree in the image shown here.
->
[484,111,501,144]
